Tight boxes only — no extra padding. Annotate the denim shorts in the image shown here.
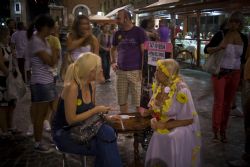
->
[30,83,57,102]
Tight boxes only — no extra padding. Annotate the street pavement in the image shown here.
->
[0,68,245,167]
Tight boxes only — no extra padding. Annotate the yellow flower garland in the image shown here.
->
[150,61,181,134]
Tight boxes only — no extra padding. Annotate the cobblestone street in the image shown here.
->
[0,69,245,167]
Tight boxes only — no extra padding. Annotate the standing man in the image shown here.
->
[111,9,146,113]
[11,22,28,82]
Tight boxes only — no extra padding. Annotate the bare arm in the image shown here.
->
[0,49,8,76]
[110,45,118,71]
[206,46,224,54]
[63,83,97,125]
[66,33,85,51]
[35,50,58,67]
[140,43,145,70]
[63,82,110,125]
[92,36,99,55]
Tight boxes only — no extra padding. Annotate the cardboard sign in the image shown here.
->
[144,41,173,66]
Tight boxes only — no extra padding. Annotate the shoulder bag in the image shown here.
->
[203,31,225,75]
[6,53,26,100]
[65,113,106,145]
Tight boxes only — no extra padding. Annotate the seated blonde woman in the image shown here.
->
[52,52,122,167]
[141,59,201,167]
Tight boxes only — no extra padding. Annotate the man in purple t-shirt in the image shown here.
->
[111,9,146,113]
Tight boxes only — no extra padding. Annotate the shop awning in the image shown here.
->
[145,0,179,8]
[89,14,116,24]
[136,0,249,14]
[135,0,179,13]
[105,5,130,18]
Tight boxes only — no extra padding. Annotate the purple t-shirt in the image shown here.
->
[112,26,146,71]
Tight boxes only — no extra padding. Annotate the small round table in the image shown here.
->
[109,112,151,166]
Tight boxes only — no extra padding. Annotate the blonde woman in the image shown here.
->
[52,52,122,167]
[141,59,201,167]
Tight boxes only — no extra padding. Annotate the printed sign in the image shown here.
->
[144,41,173,66]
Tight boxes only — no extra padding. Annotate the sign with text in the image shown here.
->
[144,41,173,66]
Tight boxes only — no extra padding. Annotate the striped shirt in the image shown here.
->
[28,35,54,84]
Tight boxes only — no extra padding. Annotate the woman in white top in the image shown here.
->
[204,11,248,143]
[26,15,59,153]
[66,15,99,60]
[60,15,99,80]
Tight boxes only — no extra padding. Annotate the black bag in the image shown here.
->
[66,113,106,145]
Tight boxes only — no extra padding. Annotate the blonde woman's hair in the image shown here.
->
[63,52,102,87]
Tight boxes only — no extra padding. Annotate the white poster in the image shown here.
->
[147,50,165,66]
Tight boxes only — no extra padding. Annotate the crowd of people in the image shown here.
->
[0,9,249,167]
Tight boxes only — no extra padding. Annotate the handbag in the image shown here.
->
[66,113,106,145]
[60,52,73,80]
[203,49,225,75]
[6,54,26,100]
[203,31,224,75]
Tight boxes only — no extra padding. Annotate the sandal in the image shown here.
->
[212,133,220,143]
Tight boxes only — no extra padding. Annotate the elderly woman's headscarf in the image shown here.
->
[156,59,180,82]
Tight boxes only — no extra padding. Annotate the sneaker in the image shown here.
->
[231,108,244,117]
[43,120,51,132]
[34,143,53,154]
[26,125,33,137]
[105,79,111,82]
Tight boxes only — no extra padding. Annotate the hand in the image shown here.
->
[94,105,111,114]
[111,63,118,72]
[138,107,150,117]
[150,118,158,130]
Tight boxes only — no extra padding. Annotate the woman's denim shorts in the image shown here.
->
[30,83,57,102]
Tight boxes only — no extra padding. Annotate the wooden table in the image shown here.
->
[109,112,151,166]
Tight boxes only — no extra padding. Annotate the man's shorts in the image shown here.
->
[116,70,142,107]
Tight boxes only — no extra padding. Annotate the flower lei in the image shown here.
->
[150,61,181,134]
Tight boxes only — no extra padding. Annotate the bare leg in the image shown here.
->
[32,102,49,142]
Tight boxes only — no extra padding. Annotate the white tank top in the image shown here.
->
[220,44,243,70]
[71,45,91,61]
